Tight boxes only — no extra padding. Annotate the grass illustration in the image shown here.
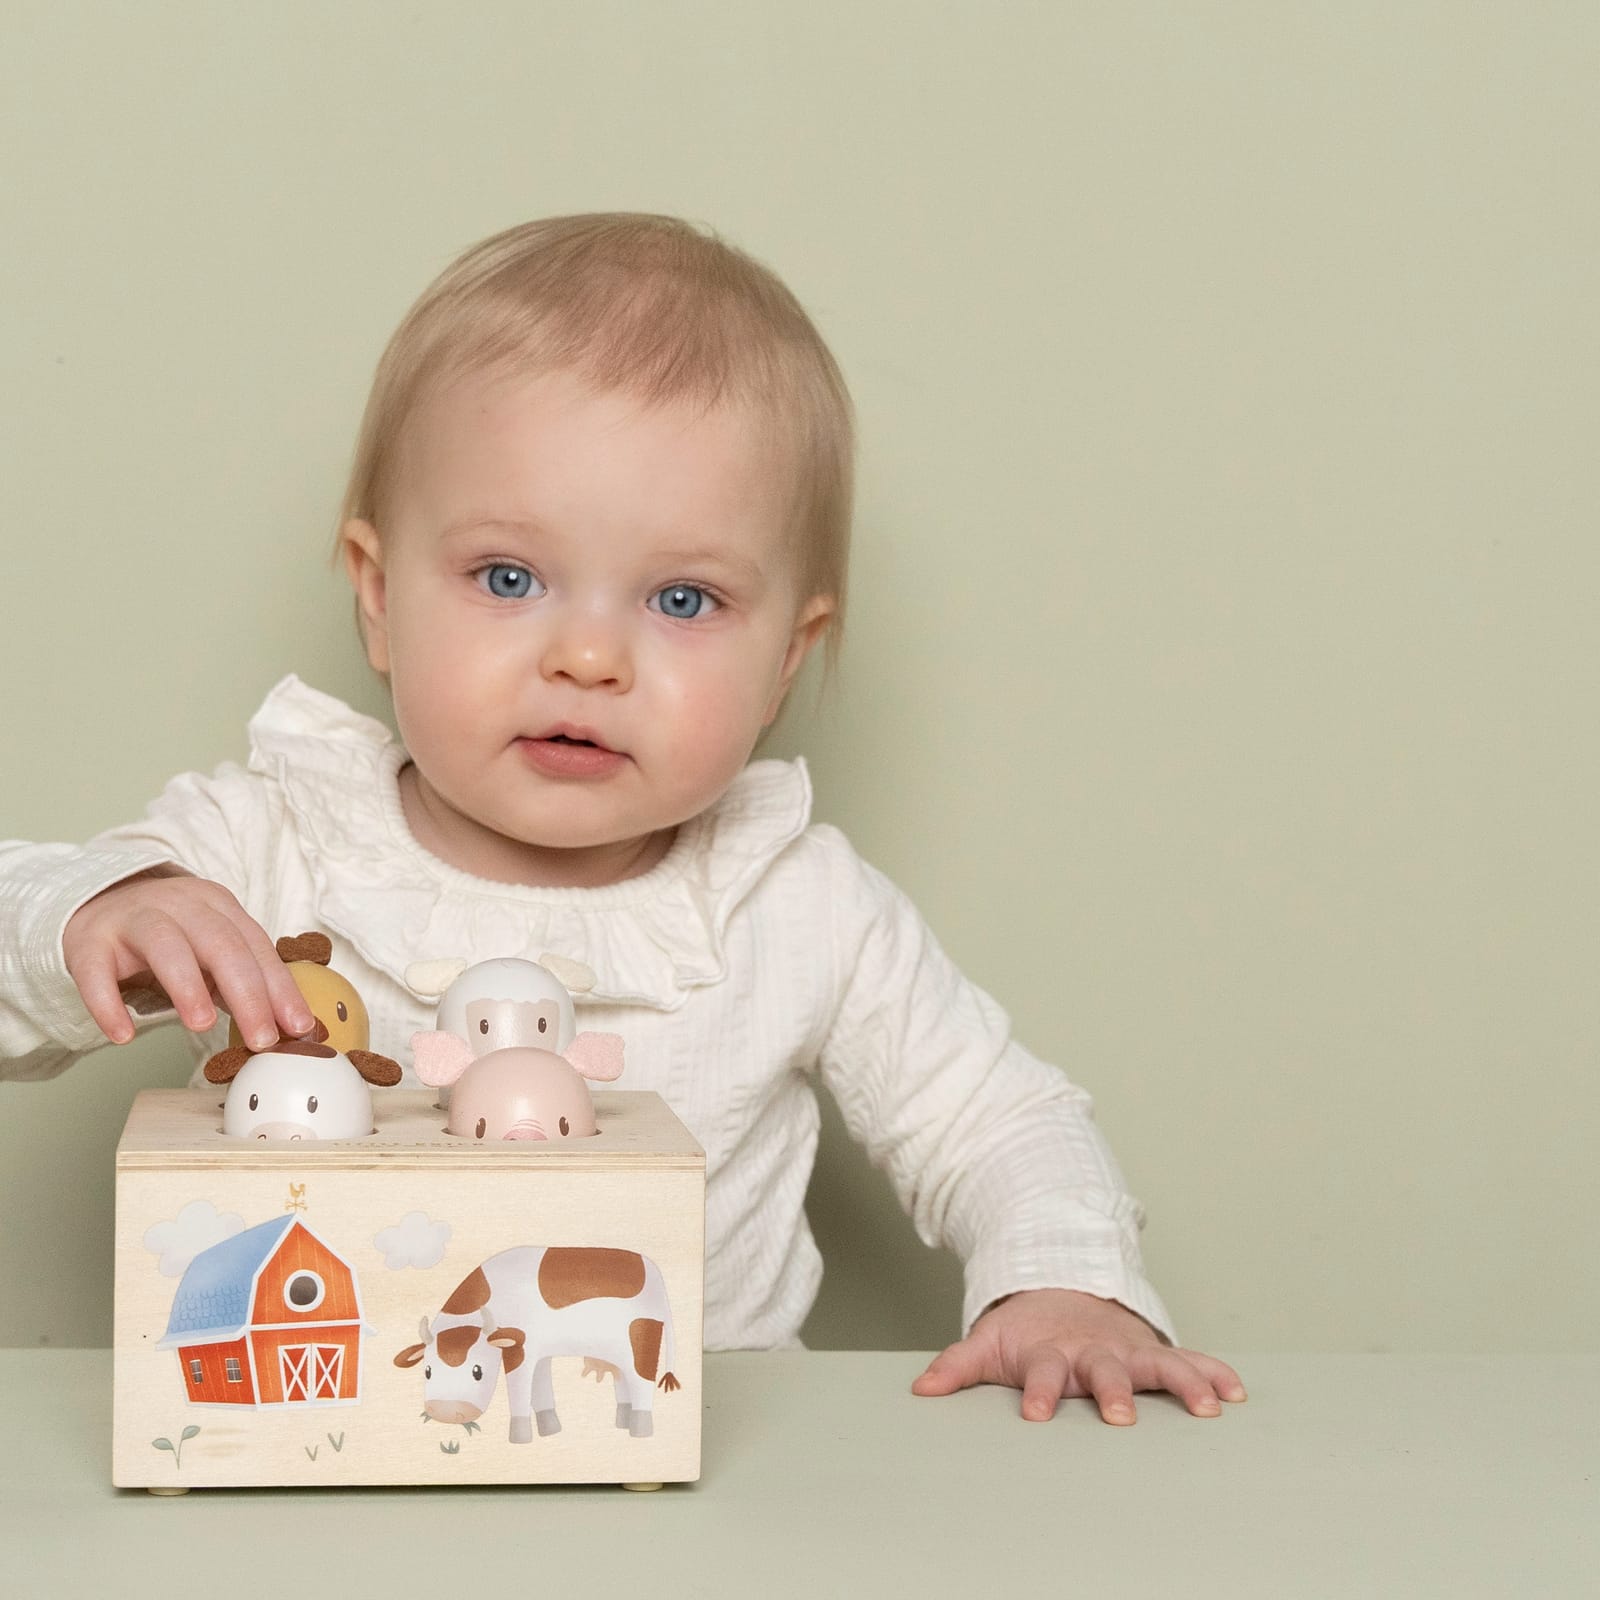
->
[151,1425,200,1469]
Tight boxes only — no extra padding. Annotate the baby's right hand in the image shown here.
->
[62,864,315,1049]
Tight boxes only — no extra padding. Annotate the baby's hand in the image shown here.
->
[62,864,315,1050]
[911,1287,1246,1424]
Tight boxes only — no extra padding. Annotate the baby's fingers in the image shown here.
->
[1130,1347,1223,1417]
[1077,1346,1137,1425]
[65,941,142,1045]
[1180,1349,1248,1403]
[121,915,221,1035]
[191,912,296,1050]
[213,904,315,1045]
[1019,1345,1071,1422]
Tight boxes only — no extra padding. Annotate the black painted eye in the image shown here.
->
[472,1364,483,1381]
[559,1116,569,1137]
[424,1364,431,1380]
[248,1092,258,1110]
[336,1001,347,1022]
[307,1095,318,1113]
[479,1019,489,1034]
[538,1017,547,1033]
[475,1118,486,1139]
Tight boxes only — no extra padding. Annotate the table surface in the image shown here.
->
[3,1350,1595,1598]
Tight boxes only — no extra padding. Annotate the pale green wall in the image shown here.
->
[2,2,1594,1355]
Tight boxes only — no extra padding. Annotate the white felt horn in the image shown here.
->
[404,958,469,999]
[537,952,597,995]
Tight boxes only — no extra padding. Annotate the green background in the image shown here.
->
[2,1,1594,1355]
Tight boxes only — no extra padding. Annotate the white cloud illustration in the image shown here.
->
[143,1199,247,1277]
[373,1210,451,1269]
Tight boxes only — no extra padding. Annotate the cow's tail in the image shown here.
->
[652,1257,678,1394]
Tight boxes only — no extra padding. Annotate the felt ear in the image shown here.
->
[538,951,597,995]
[346,1049,403,1087]
[405,957,469,999]
[411,1030,474,1088]
[276,932,332,966]
[203,1045,254,1083]
[565,1031,625,1082]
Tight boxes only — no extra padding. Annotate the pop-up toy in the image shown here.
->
[112,934,704,1493]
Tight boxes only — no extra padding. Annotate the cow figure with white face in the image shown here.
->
[394,1245,679,1442]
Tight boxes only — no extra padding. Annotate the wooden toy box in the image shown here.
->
[113,1088,704,1491]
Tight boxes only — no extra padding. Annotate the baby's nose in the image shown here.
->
[539,613,632,691]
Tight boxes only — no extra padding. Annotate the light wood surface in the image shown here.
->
[5,1350,1595,1597]
[117,1088,705,1169]
[112,1088,705,1486]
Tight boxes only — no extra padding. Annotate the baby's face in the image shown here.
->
[347,365,829,883]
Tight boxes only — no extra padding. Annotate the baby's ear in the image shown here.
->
[342,518,390,673]
[765,594,835,725]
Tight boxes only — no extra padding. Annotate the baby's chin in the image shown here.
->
[487,815,682,885]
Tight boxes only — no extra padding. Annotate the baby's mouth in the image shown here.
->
[527,723,619,754]
[517,725,628,776]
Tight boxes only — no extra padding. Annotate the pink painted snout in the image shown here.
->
[502,1123,547,1141]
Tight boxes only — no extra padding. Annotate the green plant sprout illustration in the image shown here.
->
[419,1409,480,1435]
[151,1425,200,1469]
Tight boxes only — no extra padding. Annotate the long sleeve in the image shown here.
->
[812,827,1175,1343]
[0,760,279,1082]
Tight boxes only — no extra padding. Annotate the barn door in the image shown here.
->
[279,1344,344,1402]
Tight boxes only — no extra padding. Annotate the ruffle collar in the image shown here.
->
[244,674,812,1011]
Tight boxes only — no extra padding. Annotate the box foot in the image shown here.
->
[622,1481,664,1492]
[147,1486,190,1496]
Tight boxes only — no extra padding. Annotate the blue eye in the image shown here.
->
[476,564,543,600]
[651,584,718,620]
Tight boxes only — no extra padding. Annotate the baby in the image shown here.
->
[0,213,1242,1425]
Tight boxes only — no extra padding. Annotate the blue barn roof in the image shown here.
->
[156,1215,297,1349]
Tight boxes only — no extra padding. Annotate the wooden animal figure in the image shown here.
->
[415,1043,621,1141]
[405,953,622,1064]
[216,1039,399,1140]
[406,954,624,1117]
[393,1246,680,1441]
[204,931,399,1085]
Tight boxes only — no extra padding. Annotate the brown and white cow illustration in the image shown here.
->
[394,1245,680,1441]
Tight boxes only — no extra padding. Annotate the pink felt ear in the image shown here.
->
[565,1030,625,1082]
[411,1029,474,1088]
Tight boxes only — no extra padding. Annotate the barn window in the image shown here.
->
[284,1270,326,1312]
[188,1359,203,1384]
[225,1357,242,1383]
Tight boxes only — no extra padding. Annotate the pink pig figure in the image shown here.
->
[412,1036,624,1141]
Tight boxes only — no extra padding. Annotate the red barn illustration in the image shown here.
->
[156,1215,370,1407]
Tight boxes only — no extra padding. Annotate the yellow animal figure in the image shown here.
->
[205,931,398,1085]
[229,932,368,1052]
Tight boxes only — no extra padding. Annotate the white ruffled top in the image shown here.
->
[0,675,1174,1350]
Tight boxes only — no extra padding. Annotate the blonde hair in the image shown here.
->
[333,213,854,659]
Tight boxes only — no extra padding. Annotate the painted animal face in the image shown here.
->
[444,1047,598,1141]
[221,1044,375,1141]
[225,933,370,1054]
[394,1316,523,1423]
[437,958,577,1055]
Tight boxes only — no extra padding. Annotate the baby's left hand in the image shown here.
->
[911,1287,1246,1424]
